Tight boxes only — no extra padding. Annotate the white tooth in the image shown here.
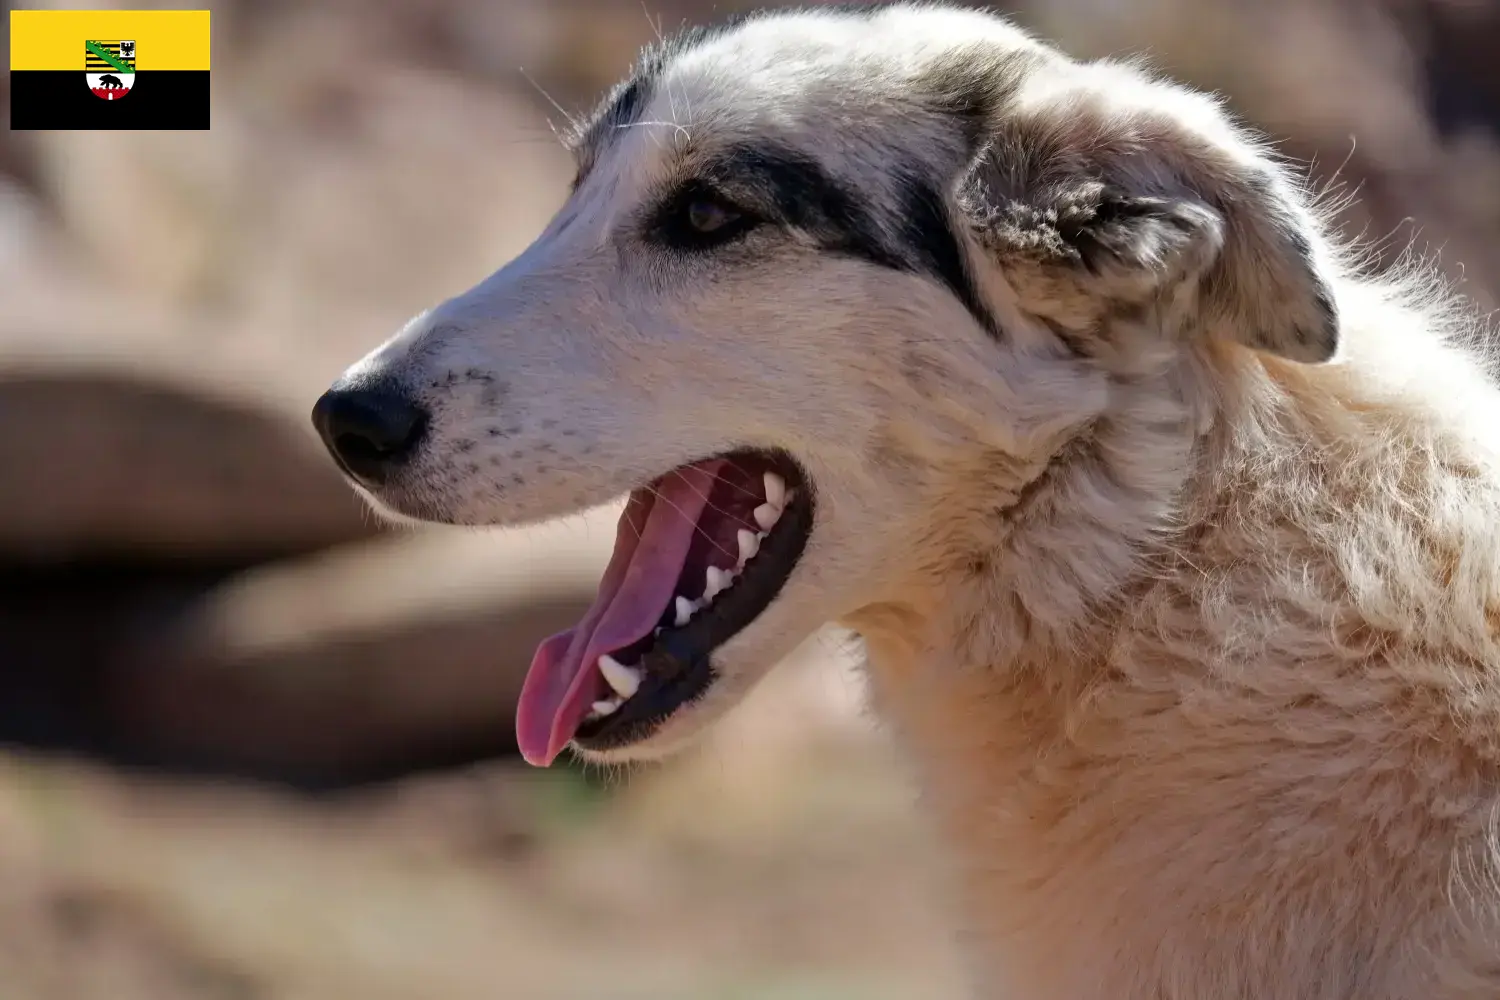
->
[736,528,761,565]
[753,503,781,531]
[763,471,786,508]
[589,698,621,718]
[598,655,641,698]
[784,488,796,506]
[674,595,696,626]
[704,565,731,600]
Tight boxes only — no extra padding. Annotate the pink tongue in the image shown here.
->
[515,461,726,766]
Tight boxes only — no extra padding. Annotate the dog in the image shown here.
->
[312,4,1500,996]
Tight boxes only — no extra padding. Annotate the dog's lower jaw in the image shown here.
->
[569,722,704,766]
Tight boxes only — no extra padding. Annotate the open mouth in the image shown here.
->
[515,450,814,766]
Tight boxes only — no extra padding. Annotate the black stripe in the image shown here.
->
[703,141,903,267]
[641,140,899,267]
[891,167,1000,337]
[10,71,209,129]
[676,141,999,335]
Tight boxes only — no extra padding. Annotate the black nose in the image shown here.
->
[311,380,429,484]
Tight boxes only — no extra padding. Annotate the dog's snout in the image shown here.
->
[311,380,429,484]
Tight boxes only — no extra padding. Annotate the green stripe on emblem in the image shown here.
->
[84,41,132,74]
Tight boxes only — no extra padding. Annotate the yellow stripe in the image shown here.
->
[10,10,210,71]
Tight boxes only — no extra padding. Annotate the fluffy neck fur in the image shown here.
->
[847,269,1500,998]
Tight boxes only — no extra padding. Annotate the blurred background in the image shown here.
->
[0,0,1497,996]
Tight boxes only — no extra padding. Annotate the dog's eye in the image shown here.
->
[650,187,759,250]
[686,197,740,233]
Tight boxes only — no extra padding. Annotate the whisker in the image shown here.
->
[640,0,666,45]
[623,492,648,543]
[645,478,740,564]
[648,486,739,563]
[706,470,765,504]
[518,65,579,136]
[673,472,759,534]
[615,119,693,145]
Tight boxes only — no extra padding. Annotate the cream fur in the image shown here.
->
[325,4,1500,996]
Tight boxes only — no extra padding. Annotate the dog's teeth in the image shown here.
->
[763,471,786,508]
[674,595,696,626]
[589,697,621,718]
[598,655,641,698]
[703,568,720,600]
[753,503,781,531]
[704,565,732,600]
[736,528,761,566]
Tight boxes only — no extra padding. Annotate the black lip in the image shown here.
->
[572,454,815,753]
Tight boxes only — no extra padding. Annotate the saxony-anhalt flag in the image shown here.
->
[9,10,210,129]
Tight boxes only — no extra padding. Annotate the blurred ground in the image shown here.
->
[0,648,968,1000]
[1,0,1497,996]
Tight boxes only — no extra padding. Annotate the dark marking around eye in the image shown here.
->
[651,140,903,272]
[892,167,1001,338]
[647,140,1000,338]
[709,143,897,263]
[646,181,762,251]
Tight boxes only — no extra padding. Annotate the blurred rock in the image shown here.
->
[0,367,373,564]
[104,509,621,785]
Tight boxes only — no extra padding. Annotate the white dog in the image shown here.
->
[313,4,1500,996]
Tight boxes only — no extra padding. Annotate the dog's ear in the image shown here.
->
[948,74,1340,364]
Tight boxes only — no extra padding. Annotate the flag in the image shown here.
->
[10,10,210,130]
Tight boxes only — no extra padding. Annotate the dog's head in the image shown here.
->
[313,3,1340,767]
